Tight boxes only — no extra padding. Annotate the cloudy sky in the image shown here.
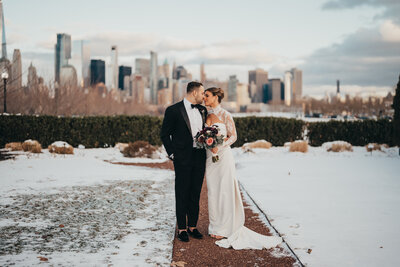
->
[4,0,400,97]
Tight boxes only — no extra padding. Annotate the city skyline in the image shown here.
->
[3,0,400,97]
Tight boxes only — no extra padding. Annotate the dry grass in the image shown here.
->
[22,140,42,153]
[366,143,382,152]
[242,140,272,151]
[289,141,308,153]
[122,141,157,158]
[327,142,353,152]
[5,142,23,151]
[48,142,74,154]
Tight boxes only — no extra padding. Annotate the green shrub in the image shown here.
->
[0,115,393,148]
[0,115,163,148]
[307,119,393,146]
[233,117,305,147]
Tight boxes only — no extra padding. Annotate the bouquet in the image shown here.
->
[194,125,224,163]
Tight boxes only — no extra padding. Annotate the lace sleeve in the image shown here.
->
[223,111,237,147]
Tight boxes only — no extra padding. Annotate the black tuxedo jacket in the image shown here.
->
[160,101,207,164]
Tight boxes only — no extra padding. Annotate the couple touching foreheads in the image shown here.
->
[161,81,282,249]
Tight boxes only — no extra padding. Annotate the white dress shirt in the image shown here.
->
[183,98,203,147]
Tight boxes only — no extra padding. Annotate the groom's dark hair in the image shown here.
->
[187,81,203,93]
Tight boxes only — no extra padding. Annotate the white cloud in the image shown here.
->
[380,20,400,42]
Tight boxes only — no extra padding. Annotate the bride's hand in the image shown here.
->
[211,147,218,154]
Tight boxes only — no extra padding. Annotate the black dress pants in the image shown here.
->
[173,148,206,230]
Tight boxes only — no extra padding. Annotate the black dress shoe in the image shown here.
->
[177,231,189,242]
[187,228,203,239]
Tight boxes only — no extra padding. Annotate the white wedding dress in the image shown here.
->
[206,105,282,250]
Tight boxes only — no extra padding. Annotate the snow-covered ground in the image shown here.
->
[234,146,400,267]
[0,148,175,266]
[2,145,399,266]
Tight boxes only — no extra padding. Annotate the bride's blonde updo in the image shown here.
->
[205,87,225,103]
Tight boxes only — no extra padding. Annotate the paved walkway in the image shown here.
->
[127,161,297,267]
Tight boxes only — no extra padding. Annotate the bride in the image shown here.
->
[203,87,282,250]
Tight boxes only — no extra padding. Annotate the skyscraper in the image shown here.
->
[150,51,158,104]
[248,68,268,103]
[90,59,105,85]
[291,68,302,101]
[130,74,145,103]
[173,66,188,80]
[60,65,77,87]
[0,0,10,78]
[228,75,238,102]
[27,63,38,90]
[55,33,72,83]
[135,58,150,77]
[0,0,6,60]
[268,79,283,104]
[284,71,292,106]
[81,40,90,88]
[11,49,21,90]
[200,63,206,83]
[111,45,118,89]
[119,66,132,90]
[237,83,251,107]
[158,59,170,90]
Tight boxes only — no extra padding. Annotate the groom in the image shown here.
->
[160,81,207,242]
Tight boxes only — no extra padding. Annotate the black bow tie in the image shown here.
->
[191,104,201,109]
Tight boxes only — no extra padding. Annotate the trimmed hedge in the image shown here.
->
[233,117,305,147]
[0,115,394,148]
[307,119,394,146]
[0,115,162,148]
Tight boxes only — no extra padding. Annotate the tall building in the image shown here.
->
[248,68,268,103]
[11,49,21,90]
[200,63,206,83]
[70,40,90,88]
[272,79,284,103]
[111,45,118,89]
[262,84,271,103]
[60,65,77,87]
[174,78,190,103]
[264,79,283,104]
[150,51,158,104]
[173,65,188,80]
[135,58,150,77]
[118,66,132,90]
[27,63,38,90]
[130,74,145,103]
[81,40,90,88]
[284,71,292,106]
[237,83,251,107]
[0,1,11,85]
[157,60,168,89]
[337,80,340,94]
[0,0,7,60]
[55,33,71,83]
[228,75,238,102]
[291,68,302,101]
[90,59,105,85]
